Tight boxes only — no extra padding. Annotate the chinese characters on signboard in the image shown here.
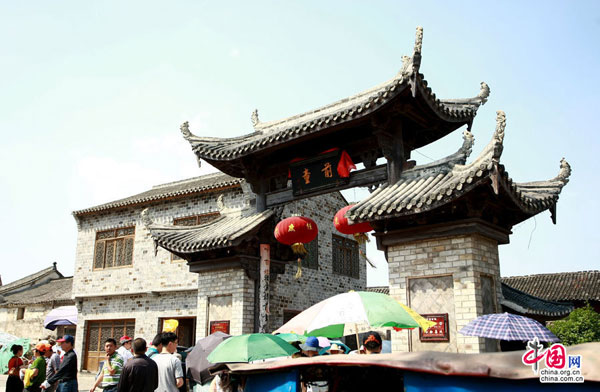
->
[419,313,449,342]
[209,320,230,334]
[290,151,349,196]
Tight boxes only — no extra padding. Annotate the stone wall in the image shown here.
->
[268,194,367,332]
[195,268,255,338]
[73,289,198,369]
[72,187,244,298]
[387,233,502,353]
[0,305,59,342]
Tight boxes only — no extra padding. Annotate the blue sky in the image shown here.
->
[1,1,599,285]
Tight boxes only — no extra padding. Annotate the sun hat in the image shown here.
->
[56,335,75,344]
[35,343,52,353]
[299,336,320,352]
[120,335,133,344]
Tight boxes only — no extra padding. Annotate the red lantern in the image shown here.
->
[334,205,376,268]
[275,216,318,279]
[334,205,373,242]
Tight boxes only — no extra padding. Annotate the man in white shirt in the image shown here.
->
[117,336,134,365]
[152,332,183,392]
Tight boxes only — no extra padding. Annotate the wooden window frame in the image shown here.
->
[332,234,359,278]
[301,233,319,270]
[93,226,135,270]
[171,212,220,262]
[16,307,25,320]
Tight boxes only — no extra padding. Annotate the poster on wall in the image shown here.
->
[419,313,449,342]
[209,320,230,334]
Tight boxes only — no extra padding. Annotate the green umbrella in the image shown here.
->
[0,337,30,374]
[273,291,436,338]
[275,333,307,343]
[207,333,298,363]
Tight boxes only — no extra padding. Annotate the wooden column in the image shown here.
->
[375,120,405,184]
[258,244,270,333]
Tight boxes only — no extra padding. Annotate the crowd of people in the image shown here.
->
[6,330,383,392]
[5,332,184,392]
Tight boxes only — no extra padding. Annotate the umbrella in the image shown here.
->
[275,333,307,343]
[186,332,230,385]
[0,332,18,347]
[0,337,30,374]
[459,312,559,342]
[273,291,436,338]
[207,333,298,363]
[44,306,77,331]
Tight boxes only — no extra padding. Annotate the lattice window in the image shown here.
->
[302,234,319,270]
[93,227,135,269]
[332,234,359,278]
[171,212,220,261]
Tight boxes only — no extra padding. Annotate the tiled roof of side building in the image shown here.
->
[365,284,573,317]
[0,277,73,306]
[181,27,489,163]
[346,111,571,225]
[73,172,243,215]
[501,283,573,317]
[144,207,274,254]
[502,271,600,302]
[0,263,63,295]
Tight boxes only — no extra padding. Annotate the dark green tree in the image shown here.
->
[548,304,600,346]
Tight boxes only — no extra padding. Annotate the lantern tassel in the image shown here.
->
[359,249,376,268]
[353,232,370,245]
[295,257,302,279]
[291,242,308,255]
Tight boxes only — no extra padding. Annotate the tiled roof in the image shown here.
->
[0,263,63,295]
[346,111,571,224]
[501,283,573,317]
[73,172,243,215]
[365,286,390,295]
[0,277,73,306]
[365,284,573,317]
[145,207,273,253]
[181,27,489,163]
[502,271,600,302]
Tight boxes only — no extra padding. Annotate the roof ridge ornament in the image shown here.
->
[180,121,193,140]
[492,110,506,162]
[411,26,423,96]
[478,82,490,105]
[460,130,475,158]
[140,208,154,228]
[553,158,572,185]
[251,109,260,129]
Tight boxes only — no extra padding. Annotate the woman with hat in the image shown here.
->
[117,336,134,365]
[26,343,51,392]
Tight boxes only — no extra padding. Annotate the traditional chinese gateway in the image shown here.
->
[71,26,570,360]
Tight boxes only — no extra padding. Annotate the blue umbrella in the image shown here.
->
[459,312,559,342]
[44,306,77,330]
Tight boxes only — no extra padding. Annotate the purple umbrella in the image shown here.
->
[44,306,77,331]
[459,312,559,342]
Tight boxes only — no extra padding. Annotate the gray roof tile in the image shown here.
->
[0,264,63,295]
[501,283,573,317]
[181,28,489,164]
[145,208,273,253]
[346,111,571,224]
[502,271,600,302]
[73,172,242,215]
[0,277,73,306]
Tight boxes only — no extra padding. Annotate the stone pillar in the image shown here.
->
[382,223,505,354]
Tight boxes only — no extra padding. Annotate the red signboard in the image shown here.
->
[209,320,230,335]
[419,313,449,342]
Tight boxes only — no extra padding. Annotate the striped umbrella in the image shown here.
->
[459,312,559,342]
[273,291,435,338]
